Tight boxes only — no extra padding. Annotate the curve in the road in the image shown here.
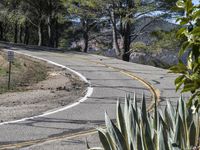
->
[0,50,94,126]
[0,50,161,149]
[0,50,160,126]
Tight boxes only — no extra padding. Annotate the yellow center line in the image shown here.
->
[0,53,160,149]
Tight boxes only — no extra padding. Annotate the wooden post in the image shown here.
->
[8,61,11,90]
[7,50,14,90]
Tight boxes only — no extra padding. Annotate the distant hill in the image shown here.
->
[133,16,179,44]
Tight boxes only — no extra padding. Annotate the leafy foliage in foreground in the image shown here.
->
[170,0,200,109]
[88,95,200,150]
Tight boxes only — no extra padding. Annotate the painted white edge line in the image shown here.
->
[0,50,93,126]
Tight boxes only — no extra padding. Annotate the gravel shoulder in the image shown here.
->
[0,54,87,122]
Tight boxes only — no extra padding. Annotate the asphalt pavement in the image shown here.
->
[0,46,185,149]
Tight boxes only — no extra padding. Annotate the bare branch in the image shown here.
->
[131,16,159,42]
[25,16,38,27]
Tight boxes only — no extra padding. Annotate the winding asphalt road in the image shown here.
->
[0,45,186,149]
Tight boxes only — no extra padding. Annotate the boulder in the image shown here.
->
[130,51,179,68]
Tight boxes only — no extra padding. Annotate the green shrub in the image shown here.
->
[151,30,166,39]
[151,29,182,52]
[131,29,182,54]
[88,94,200,150]
[130,42,148,52]
[170,0,200,110]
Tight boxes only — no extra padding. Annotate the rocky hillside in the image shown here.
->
[76,16,181,68]
[129,17,181,68]
[133,16,178,44]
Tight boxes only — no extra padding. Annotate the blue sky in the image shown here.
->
[193,0,199,5]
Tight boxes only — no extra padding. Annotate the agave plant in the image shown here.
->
[88,94,200,150]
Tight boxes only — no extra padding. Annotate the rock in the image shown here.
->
[155,51,178,66]
[50,90,55,93]
[130,52,152,64]
[130,51,179,68]
[56,86,63,90]
[104,49,117,57]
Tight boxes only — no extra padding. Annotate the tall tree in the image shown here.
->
[64,0,100,52]
[98,0,155,61]
[20,0,47,46]
[0,0,25,43]
[46,0,66,47]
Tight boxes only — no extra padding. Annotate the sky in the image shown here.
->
[193,0,199,5]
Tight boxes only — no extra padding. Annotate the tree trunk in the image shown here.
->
[111,10,120,56]
[38,22,42,46]
[19,25,23,43]
[47,16,54,47]
[24,22,29,45]
[83,31,89,53]
[121,0,135,62]
[122,23,131,62]
[0,22,3,40]
[14,21,18,43]
[54,19,59,48]
[47,0,54,47]
[81,19,89,53]
[3,22,7,41]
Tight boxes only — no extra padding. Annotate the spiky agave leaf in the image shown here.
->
[90,94,200,150]
[86,138,104,150]
[165,101,176,131]
[193,113,200,146]
[141,93,147,124]
[158,124,166,150]
[105,112,128,150]
[116,101,127,138]
[128,105,140,150]
[97,128,112,150]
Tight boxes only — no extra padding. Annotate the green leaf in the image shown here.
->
[180,18,190,25]
[165,101,176,130]
[175,75,185,92]
[182,83,197,93]
[176,0,185,8]
[97,129,112,150]
[129,105,137,148]
[135,123,143,150]
[176,27,186,37]
[189,121,196,146]
[105,112,128,150]
[133,93,138,112]
[153,102,158,131]
[192,10,200,19]
[178,97,186,126]
[158,125,166,150]
[185,0,193,16]
[191,27,200,34]
[141,93,147,123]
[193,113,200,146]
[179,41,190,57]
[186,94,196,108]
[116,101,126,137]
[173,115,183,148]
[169,62,187,74]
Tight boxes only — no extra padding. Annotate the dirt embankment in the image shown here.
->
[0,51,87,122]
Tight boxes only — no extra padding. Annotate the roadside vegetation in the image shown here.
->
[131,29,182,53]
[88,95,200,150]
[170,0,200,110]
[0,51,48,93]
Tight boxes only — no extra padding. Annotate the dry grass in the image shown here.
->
[0,51,48,93]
